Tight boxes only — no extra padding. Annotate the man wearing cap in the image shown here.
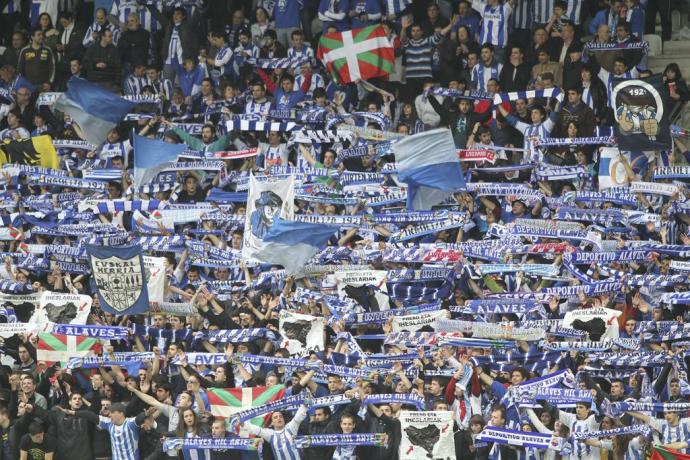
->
[67,402,147,460]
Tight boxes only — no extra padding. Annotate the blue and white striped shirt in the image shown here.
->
[83,21,121,47]
[98,416,141,460]
[565,0,583,24]
[532,0,554,24]
[472,0,513,48]
[471,61,502,92]
[512,0,532,29]
[29,0,58,28]
[124,74,148,95]
[147,77,173,101]
[1,0,20,14]
[650,418,690,453]
[244,405,308,460]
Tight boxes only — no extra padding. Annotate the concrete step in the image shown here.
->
[647,56,690,72]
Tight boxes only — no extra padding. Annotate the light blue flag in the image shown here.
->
[54,77,137,146]
[254,218,338,273]
[133,134,187,189]
[392,128,466,210]
[86,244,150,316]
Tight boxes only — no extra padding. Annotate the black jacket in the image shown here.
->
[555,101,597,137]
[118,27,150,66]
[33,406,94,460]
[58,24,85,62]
[84,42,121,84]
[499,62,531,92]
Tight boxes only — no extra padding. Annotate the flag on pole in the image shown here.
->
[317,25,394,84]
[36,332,100,364]
[392,128,466,210]
[207,385,286,425]
[54,77,137,146]
[254,218,339,274]
[652,445,690,460]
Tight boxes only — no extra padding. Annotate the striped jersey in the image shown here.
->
[598,67,639,107]
[294,73,325,97]
[111,0,161,34]
[565,0,583,24]
[382,0,413,18]
[1,0,20,14]
[213,45,234,78]
[472,0,513,48]
[650,418,690,453]
[244,405,308,460]
[402,32,442,80]
[83,21,121,47]
[287,45,314,61]
[509,112,556,161]
[558,412,600,460]
[29,0,58,28]
[512,0,532,29]
[244,98,272,116]
[124,74,149,95]
[147,77,173,101]
[472,61,502,92]
[532,0,553,24]
[98,416,141,460]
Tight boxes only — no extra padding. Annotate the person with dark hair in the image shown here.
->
[17,28,55,90]
[147,4,199,82]
[555,85,596,137]
[118,12,150,73]
[499,45,530,92]
[28,393,94,460]
[18,422,55,460]
[400,14,458,100]
[83,28,121,89]
[664,62,690,121]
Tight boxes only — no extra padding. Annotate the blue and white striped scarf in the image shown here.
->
[493,88,564,105]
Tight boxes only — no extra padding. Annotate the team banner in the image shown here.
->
[162,438,259,451]
[399,411,455,460]
[612,75,672,151]
[334,270,390,312]
[477,427,566,451]
[29,291,91,327]
[142,256,166,306]
[242,174,295,260]
[86,244,149,315]
[391,310,447,332]
[278,310,325,356]
[562,307,622,340]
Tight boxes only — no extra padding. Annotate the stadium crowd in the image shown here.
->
[0,1,688,460]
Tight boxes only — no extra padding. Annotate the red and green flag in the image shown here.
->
[652,446,690,460]
[207,385,286,426]
[317,25,394,84]
[36,332,100,364]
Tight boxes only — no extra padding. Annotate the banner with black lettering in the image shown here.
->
[612,75,672,151]
[334,270,390,312]
[399,411,455,460]
[563,307,622,340]
[279,310,325,356]
[86,245,149,315]
[30,291,91,326]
